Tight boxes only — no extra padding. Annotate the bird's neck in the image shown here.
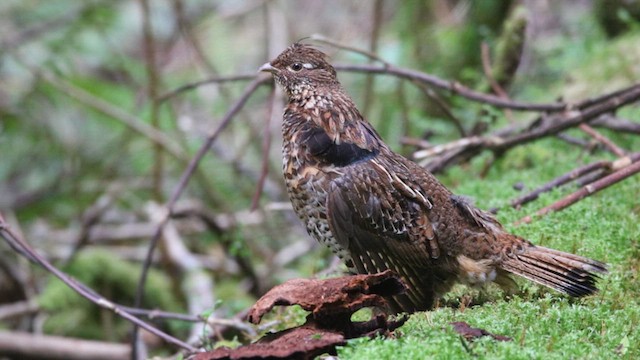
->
[287,81,352,111]
[283,83,384,158]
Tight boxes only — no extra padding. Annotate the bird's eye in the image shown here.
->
[290,63,303,71]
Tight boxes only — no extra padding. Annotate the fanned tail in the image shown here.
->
[500,244,608,297]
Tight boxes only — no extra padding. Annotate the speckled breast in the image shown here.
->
[282,138,352,263]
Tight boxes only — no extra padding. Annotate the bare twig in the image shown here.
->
[480,42,509,99]
[205,317,257,338]
[334,63,567,111]
[510,160,611,208]
[139,0,164,201]
[0,300,39,321]
[574,84,640,110]
[592,114,640,134]
[516,156,640,224]
[159,74,256,102]
[310,35,391,66]
[495,85,640,150]
[132,75,270,343]
[0,331,130,360]
[414,84,640,172]
[555,133,592,149]
[133,2,167,355]
[361,0,384,117]
[14,58,189,162]
[413,81,467,137]
[578,123,627,156]
[413,136,485,160]
[0,215,197,353]
[480,42,514,122]
[396,81,412,153]
[251,87,276,210]
[121,307,202,322]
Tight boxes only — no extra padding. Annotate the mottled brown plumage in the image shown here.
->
[260,43,607,313]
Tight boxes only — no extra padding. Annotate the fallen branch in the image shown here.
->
[450,322,511,342]
[0,331,130,360]
[132,75,271,347]
[0,300,39,321]
[511,160,611,208]
[413,84,640,172]
[0,214,198,353]
[512,152,640,210]
[516,156,640,224]
[592,114,640,134]
[159,74,257,102]
[335,63,569,111]
[578,123,626,156]
[310,34,391,67]
[145,202,217,345]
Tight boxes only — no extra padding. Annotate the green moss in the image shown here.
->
[38,249,184,341]
[339,28,640,359]
[339,143,640,358]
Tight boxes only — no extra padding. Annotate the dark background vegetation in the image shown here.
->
[1,0,639,359]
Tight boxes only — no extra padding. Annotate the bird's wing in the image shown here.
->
[326,157,450,312]
[327,156,441,258]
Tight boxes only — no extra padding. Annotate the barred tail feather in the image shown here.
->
[500,246,608,297]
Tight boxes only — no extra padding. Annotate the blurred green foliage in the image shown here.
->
[38,249,184,340]
[1,0,640,358]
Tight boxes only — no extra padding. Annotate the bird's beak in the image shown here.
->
[258,62,277,73]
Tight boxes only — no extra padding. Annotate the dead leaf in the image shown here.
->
[192,325,344,360]
[194,270,408,359]
[450,321,511,342]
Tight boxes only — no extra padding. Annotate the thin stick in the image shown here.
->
[495,85,640,151]
[140,0,165,202]
[574,83,640,110]
[251,87,276,210]
[516,158,640,224]
[121,306,202,322]
[7,50,190,163]
[413,81,467,137]
[510,160,611,208]
[0,331,130,360]
[132,75,270,344]
[480,42,513,123]
[592,114,640,134]
[361,0,384,117]
[159,74,257,102]
[333,63,568,111]
[578,123,627,157]
[480,42,509,99]
[310,35,391,66]
[0,215,197,353]
[425,84,640,173]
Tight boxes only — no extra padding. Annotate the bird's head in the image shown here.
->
[260,42,382,153]
[259,43,339,101]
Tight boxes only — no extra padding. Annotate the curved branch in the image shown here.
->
[0,215,197,353]
[516,156,640,224]
[334,63,569,111]
[159,74,257,102]
[132,75,271,339]
[413,84,640,173]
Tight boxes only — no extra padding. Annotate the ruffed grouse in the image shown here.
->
[259,43,607,313]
